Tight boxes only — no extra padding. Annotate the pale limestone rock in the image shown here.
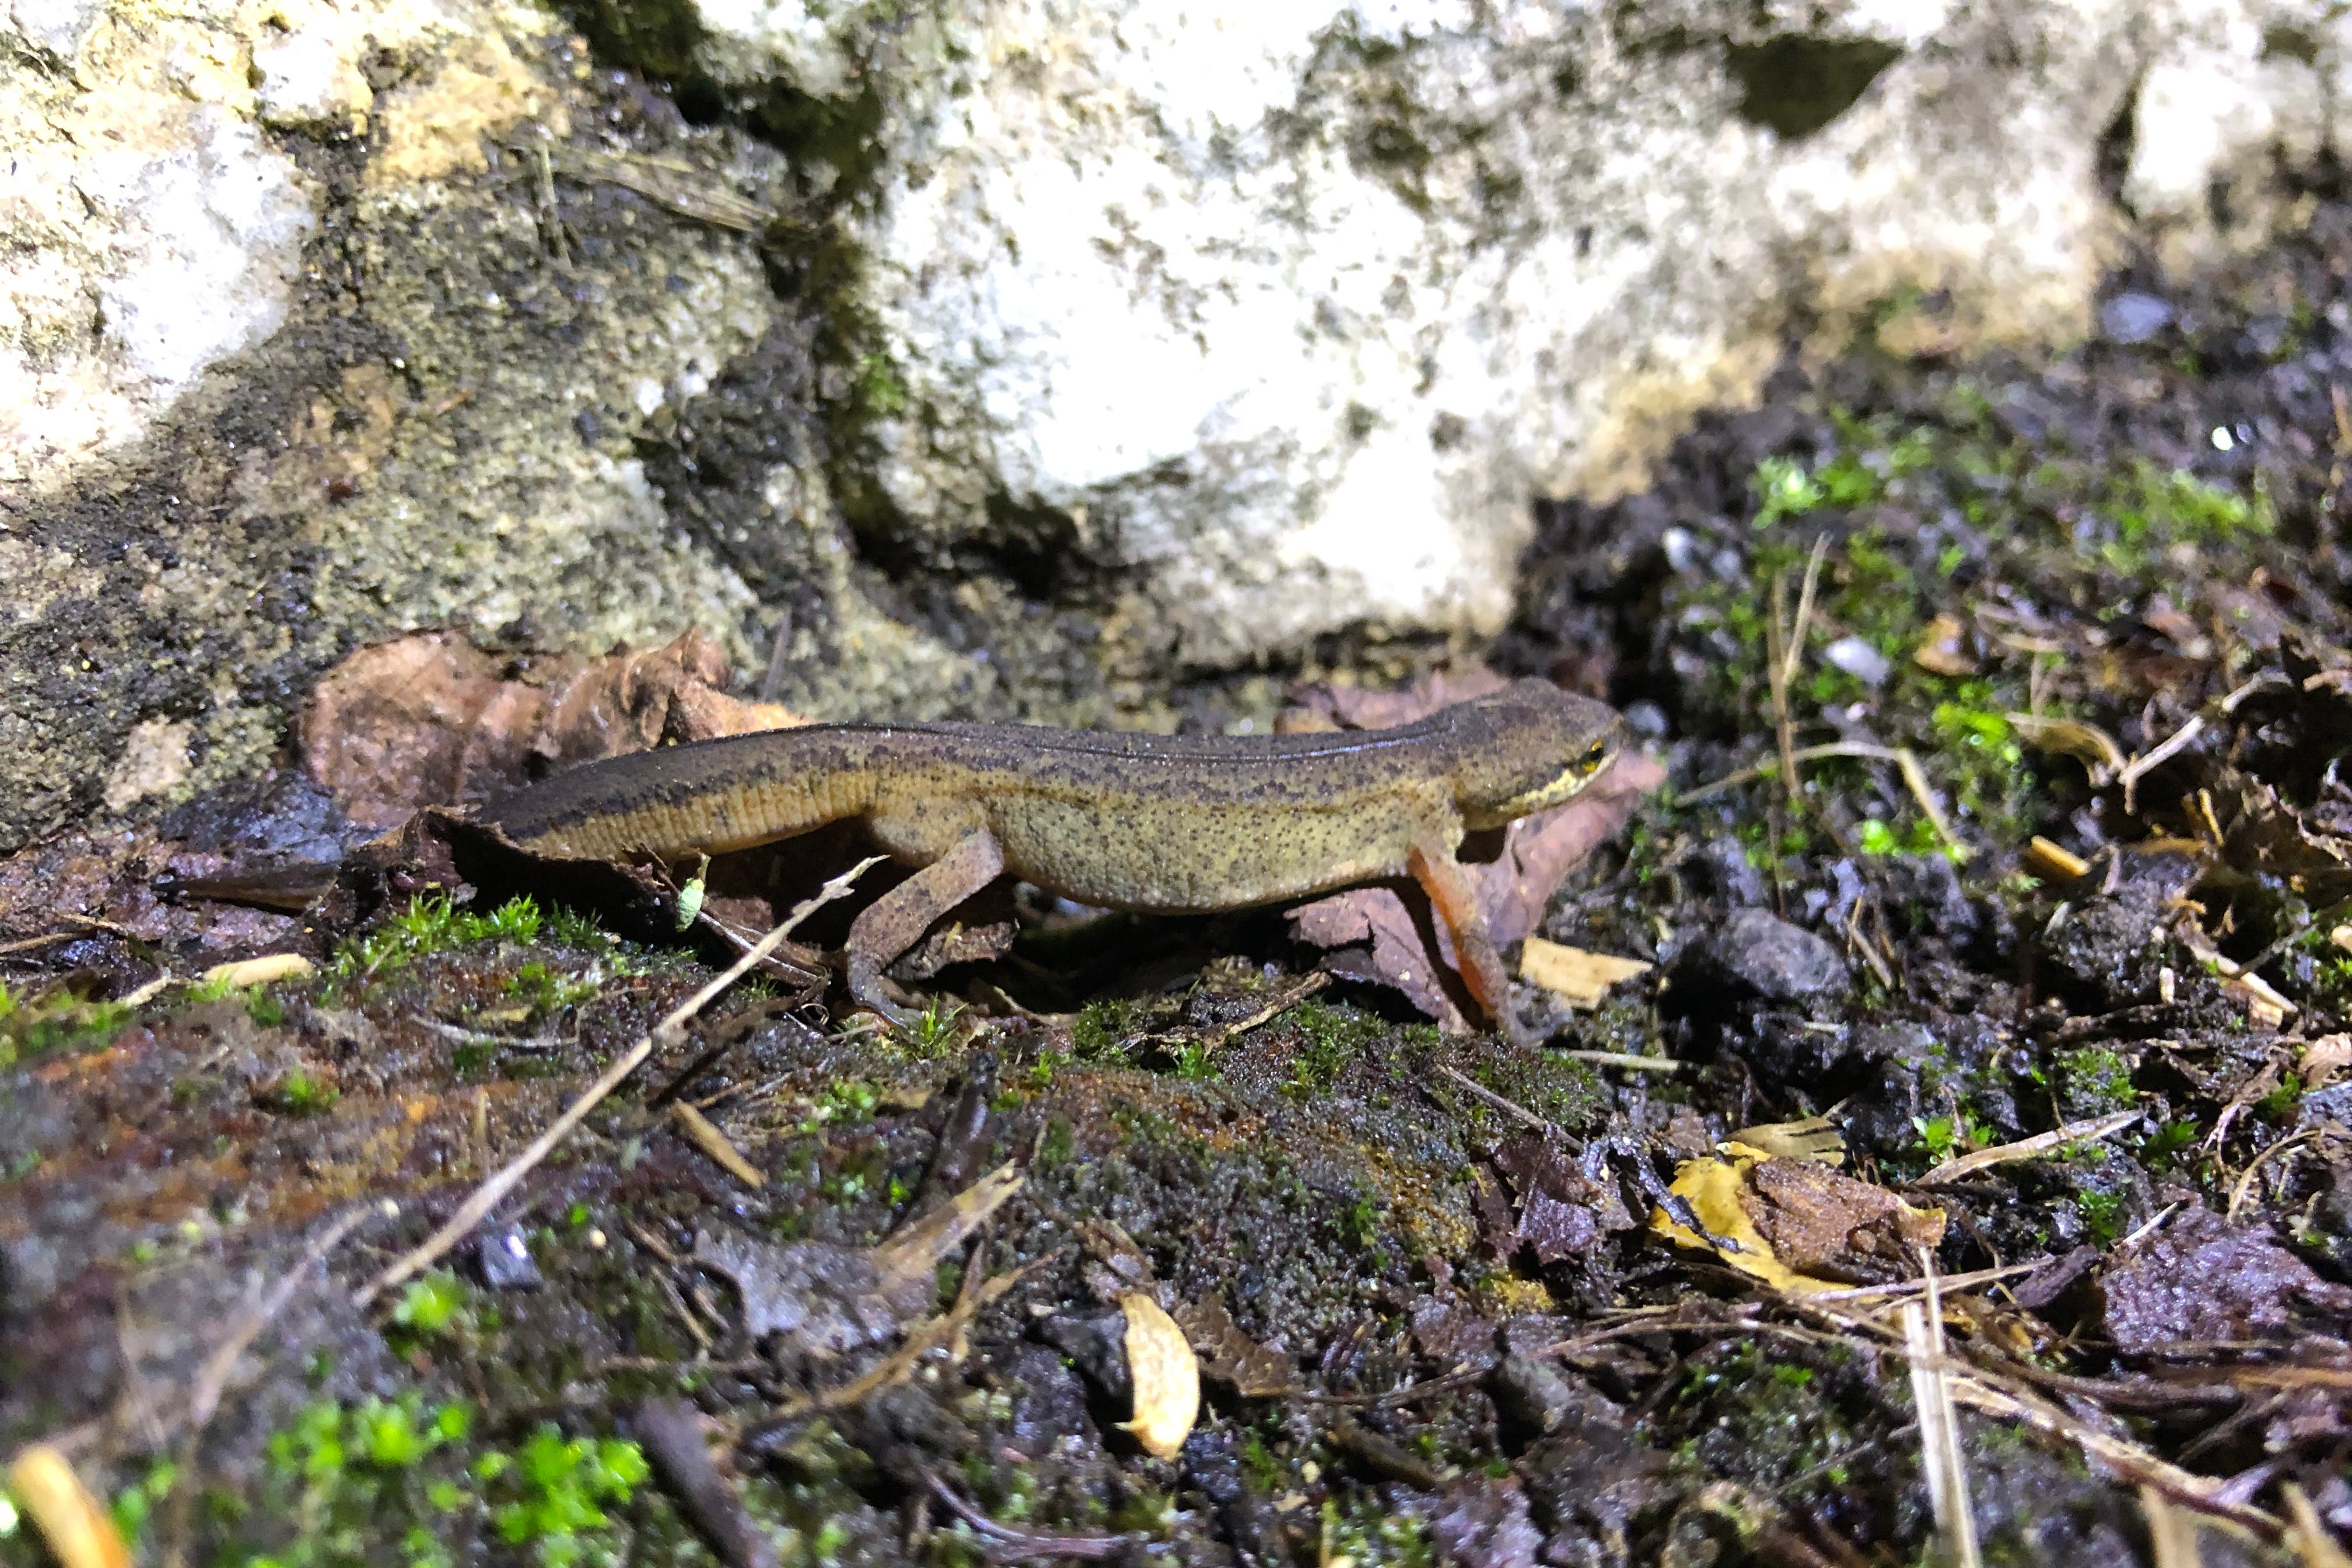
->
[657,0,2350,664]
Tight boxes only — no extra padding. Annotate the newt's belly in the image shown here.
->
[981,790,1451,913]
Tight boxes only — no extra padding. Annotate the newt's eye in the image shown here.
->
[1578,741,1609,771]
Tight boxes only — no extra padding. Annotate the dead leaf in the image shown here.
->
[1912,614,1976,677]
[2301,1035,2352,1089]
[1493,1133,1635,1264]
[301,629,806,828]
[1727,1115,1845,1165]
[1651,1142,1944,1292]
[699,1163,1021,1356]
[870,1162,1023,1299]
[1175,1296,1298,1396]
[1118,1292,1200,1458]
[1518,937,1651,1007]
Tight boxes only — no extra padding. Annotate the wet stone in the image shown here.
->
[2099,290,2175,344]
[472,1226,542,1290]
[2098,1206,2352,1355]
[1668,907,1850,1007]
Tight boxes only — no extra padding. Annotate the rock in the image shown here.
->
[473,1227,543,1290]
[2099,290,2176,344]
[632,0,2352,667]
[1670,907,1851,1007]
[2100,1207,2352,1354]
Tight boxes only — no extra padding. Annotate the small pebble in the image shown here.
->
[1824,635,1890,687]
[2099,290,2174,344]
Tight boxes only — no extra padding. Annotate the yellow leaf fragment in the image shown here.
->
[1912,614,1977,677]
[8,1445,130,1568]
[1518,937,1651,1008]
[2023,836,2090,883]
[1118,1292,1200,1460]
[198,953,316,989]
[1650,1144,1945,1295]
[1651,1147,1816,1294]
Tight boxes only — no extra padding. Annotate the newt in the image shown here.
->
[476,679,1626,1043]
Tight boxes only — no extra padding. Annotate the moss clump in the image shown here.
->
[0,977,134,1066]
[1282,1001,1384,1096]
[2054,1045,2135,1118]
[328,895,547,987]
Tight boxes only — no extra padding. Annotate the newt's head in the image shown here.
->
[1448,680,1627,830]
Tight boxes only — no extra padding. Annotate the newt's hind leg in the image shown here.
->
[845,828,1007,1023]
[1406,841,1526,1048]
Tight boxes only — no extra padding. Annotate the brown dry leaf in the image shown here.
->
[870,1162,1023,1297]
[7,1445,130,1568]
[1493,1132,1635,1264]
[2301,1034,2352,1089]
[1651,1142,1944,1293]
[1118,1292,1201,1458]
[697,1163,1021,1357]
[1175,1296,1298,1396]
[1518,937,1651,1007]
[1283,670,1661,1030]
[301,629,806,828]
[1912,614,1976,678]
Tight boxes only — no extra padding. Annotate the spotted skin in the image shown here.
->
[477,680,1626,1038]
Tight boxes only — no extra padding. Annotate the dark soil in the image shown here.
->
[13,206,2352,1567]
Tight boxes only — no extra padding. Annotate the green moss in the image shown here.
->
[2054,1046,2134,1118]
[1320,1494,1436,1568]
[482,1426,650,1567]
[2076,1188,2126,1246]
[391,1272,469,1339]
[1070,998,1146,1060]
[328,894,546,987]
[267,1069,340,1116]
[0,977,135,1066]
[1282,1001,1382,1096]
[501,962,600,1020]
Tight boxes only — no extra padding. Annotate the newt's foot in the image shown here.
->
[845,955,919,1027]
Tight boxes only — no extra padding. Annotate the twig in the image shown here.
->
[922,1471,1141,1561]
[2120,715,2206,815]
[1905,1254,1982,1568]
[1784,533,1831,690]
[671,1104,765,1188]
[1912,1110,2141,1186]
[0,930,76,956]
[187,1208,376,1438]
[1687,741,1965,858]
[1804,1259,2046,1304]
[2226,1129,2314,1222]
[1766,568,1801,798]
[1433,1062,1569,1142]
[353,858,885,1307]
[1559,1049,1686,1073]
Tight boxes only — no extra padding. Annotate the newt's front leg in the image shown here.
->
[845,828,1007,1023]
[1406,841,1527,1048]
